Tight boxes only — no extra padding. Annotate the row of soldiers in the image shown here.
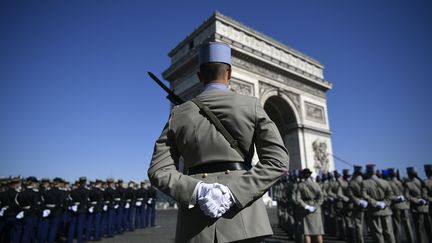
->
[273,164,432,243]
[0,176,158,243]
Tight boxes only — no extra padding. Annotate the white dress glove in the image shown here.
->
[376,201,386,209]
[114,205,119,209]
[0,207,7,217]
[88,206,94,213]
[418,199,427,205]
[397,195,405,202]
[197,183,233,218]
[103,205,108,211]
[147,198,153,204]
[16,211,24,219]
[304,205,316,213]
[359,199,368,208]
[43,209,51,218]
[71,205,78,212]
[135,201,142,207]
[125,203,130,209]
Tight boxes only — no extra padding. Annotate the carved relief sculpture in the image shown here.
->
[313,140,329,173]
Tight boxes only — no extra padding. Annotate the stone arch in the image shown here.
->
[260,89,302,124]
[261,92,302,171]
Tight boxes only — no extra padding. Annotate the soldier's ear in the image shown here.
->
[227,66,232,81]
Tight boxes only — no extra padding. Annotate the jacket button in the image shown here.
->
[202,173,208,178]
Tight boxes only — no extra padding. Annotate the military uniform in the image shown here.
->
[37,178,66,243]
[329,172,345,239]
[337,170,355,243]
[295,174,324,235]
[148,42,289,242]
[2,178,21,243]
[404,167,430,243]
[115,180,126,234]
[134,182,147,228]
[386,169,415,243]
[348,166,367,243]
[67,178,89,243]
[145,186,157,227]
[124,182,136,231]
[16,177,40,243]
[362,165,395,243]
[103,180,116,237]
[86,180,104,241]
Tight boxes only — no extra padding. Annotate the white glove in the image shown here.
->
[0,207,7,217]
[114,204,119,209]
[304,205,316,213]
[359,199,368,208]
[397,195,405,202]
[71,205,78,212]
[103,205,108,211]
[375,201,386,209]
[43,209,51,218]
[147,199,153,204]
[135,201,142,207]
[197,183,233,218]
[125,203,130,209]
[88,206,94,213]
[418,199,427,205]
[16,211,24,219]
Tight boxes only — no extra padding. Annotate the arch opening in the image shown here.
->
[264,95,301,171]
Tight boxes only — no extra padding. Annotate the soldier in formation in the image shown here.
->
[275,163,432,243]
[0,176,158,242]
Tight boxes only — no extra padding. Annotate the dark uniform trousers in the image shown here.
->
[392,208,414,243]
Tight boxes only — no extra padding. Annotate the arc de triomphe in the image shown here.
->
[162,12,334,174]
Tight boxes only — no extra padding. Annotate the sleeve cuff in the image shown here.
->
[188,181,203,209]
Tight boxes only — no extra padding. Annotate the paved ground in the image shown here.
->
[97,207,367,243]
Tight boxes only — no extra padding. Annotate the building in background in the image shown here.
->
[163,12,334,175]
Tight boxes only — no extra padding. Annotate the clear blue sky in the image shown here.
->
[1,1,431,182]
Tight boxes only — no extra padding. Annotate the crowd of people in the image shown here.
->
[273,164,432,243]
[0,176,158,243]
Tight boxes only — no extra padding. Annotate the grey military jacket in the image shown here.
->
[362,175,393,216]
[404,178,428,213]
[148,89,289,243]
[388,178,409,210]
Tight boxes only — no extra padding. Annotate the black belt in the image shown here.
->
[187,162,247,175]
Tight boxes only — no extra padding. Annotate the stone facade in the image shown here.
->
[163,12,334,174]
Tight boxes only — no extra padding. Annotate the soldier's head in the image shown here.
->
[353,165,363,177]
[79,176,87,186]
[26,176,38,188]
[117,179,124,188]
[197,42,232,85]
[301,168,312,179]
[9,176,22,190]
[107,178,115,187]
[41,178,50,188]
[365,164,376,177]
[95,179,102,187]
[333,170,341,179]
[406,167,417,179]
[327,172,334,180]
[424,164,432,178]
[128,181,135,188]
[387,168,396,178]
[53,177,64,187]
[342,169,350,180]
